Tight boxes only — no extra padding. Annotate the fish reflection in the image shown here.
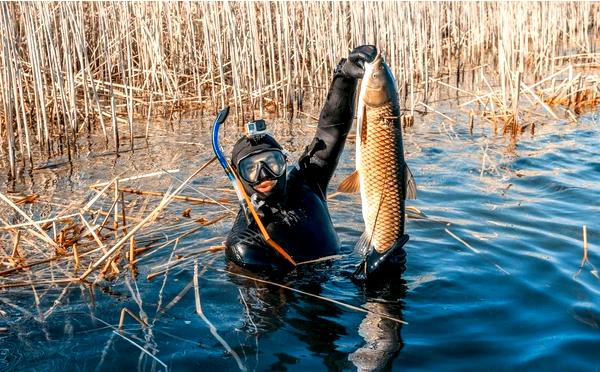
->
[227,262,406,371]
[349,302,402,371]
[350,280,406,371]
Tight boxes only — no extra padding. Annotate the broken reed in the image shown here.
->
[0,160,234,288]
[1,2,600,178]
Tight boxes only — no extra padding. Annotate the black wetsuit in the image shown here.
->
[225,74,357,272]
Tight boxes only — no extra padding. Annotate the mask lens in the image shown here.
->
[239,157,259,183]
[238,150,286,183]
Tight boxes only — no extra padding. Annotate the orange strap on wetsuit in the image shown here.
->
[230,168,297,266]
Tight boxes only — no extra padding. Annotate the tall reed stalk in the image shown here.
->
[1,2,599,178]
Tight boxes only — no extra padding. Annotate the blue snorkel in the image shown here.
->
[211,107,250,222]
[210,107,296,267]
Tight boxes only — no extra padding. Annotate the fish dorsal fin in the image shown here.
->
[405,163,417,199]
[337,170,361,193]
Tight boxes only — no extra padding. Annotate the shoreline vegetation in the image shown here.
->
[0,2,599,178]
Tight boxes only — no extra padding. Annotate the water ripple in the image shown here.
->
[2,113,600,369]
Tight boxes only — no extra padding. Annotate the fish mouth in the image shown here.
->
[362,59,393,106]
[364,53,383,74]
[368,53,383,67]
[253,179,277,194]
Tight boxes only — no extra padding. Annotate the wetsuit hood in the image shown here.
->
[231,133,287,202]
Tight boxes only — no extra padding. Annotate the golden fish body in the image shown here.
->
[339,53,415,254]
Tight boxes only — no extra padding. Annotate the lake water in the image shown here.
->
[1,106,599,371]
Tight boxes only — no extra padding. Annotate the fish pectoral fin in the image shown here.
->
[405,163,417,199]
[337,170,361,193]
[354,231,372,255]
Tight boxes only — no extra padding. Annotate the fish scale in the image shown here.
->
[361,105,406,253]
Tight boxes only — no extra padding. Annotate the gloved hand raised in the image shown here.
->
[339,45,378,79]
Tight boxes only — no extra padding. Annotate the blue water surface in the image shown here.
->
[0,109,599,371]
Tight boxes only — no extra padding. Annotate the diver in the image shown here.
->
[224,45,407,279]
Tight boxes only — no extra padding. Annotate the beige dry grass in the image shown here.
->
[1,2,600,178]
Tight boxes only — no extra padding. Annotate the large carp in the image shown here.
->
[338,52,416,259]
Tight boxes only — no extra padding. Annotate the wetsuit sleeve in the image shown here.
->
[297,64,358,193]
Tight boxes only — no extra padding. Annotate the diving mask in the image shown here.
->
[237,149,287,184]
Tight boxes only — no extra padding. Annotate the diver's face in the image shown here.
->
[236,149,287,199]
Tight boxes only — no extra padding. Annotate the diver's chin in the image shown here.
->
[253,179,277,195]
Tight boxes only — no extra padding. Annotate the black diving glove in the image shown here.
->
[336,45,378,79]
[354,234,409,281]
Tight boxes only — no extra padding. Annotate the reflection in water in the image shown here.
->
[228,263,349,370]
[350,280,406,371]
[228,263,406,371]
[349,302,402,372]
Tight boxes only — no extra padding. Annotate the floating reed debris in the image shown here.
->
[536,70,600,114]
[581,225,589,268]
[194,260,247,371]
[1,2,600,177]
[574,225,597,280]
[118,307,149,333]
[445,228,510,275]
[0,156,229,289]
[91,313,168,370]
[90,185,235,206]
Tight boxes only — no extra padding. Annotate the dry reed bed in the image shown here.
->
[449,60,600,144]
[1,2,600,178]
[0,161,235,291]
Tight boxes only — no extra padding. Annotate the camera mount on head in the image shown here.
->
[245,119,268,138]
